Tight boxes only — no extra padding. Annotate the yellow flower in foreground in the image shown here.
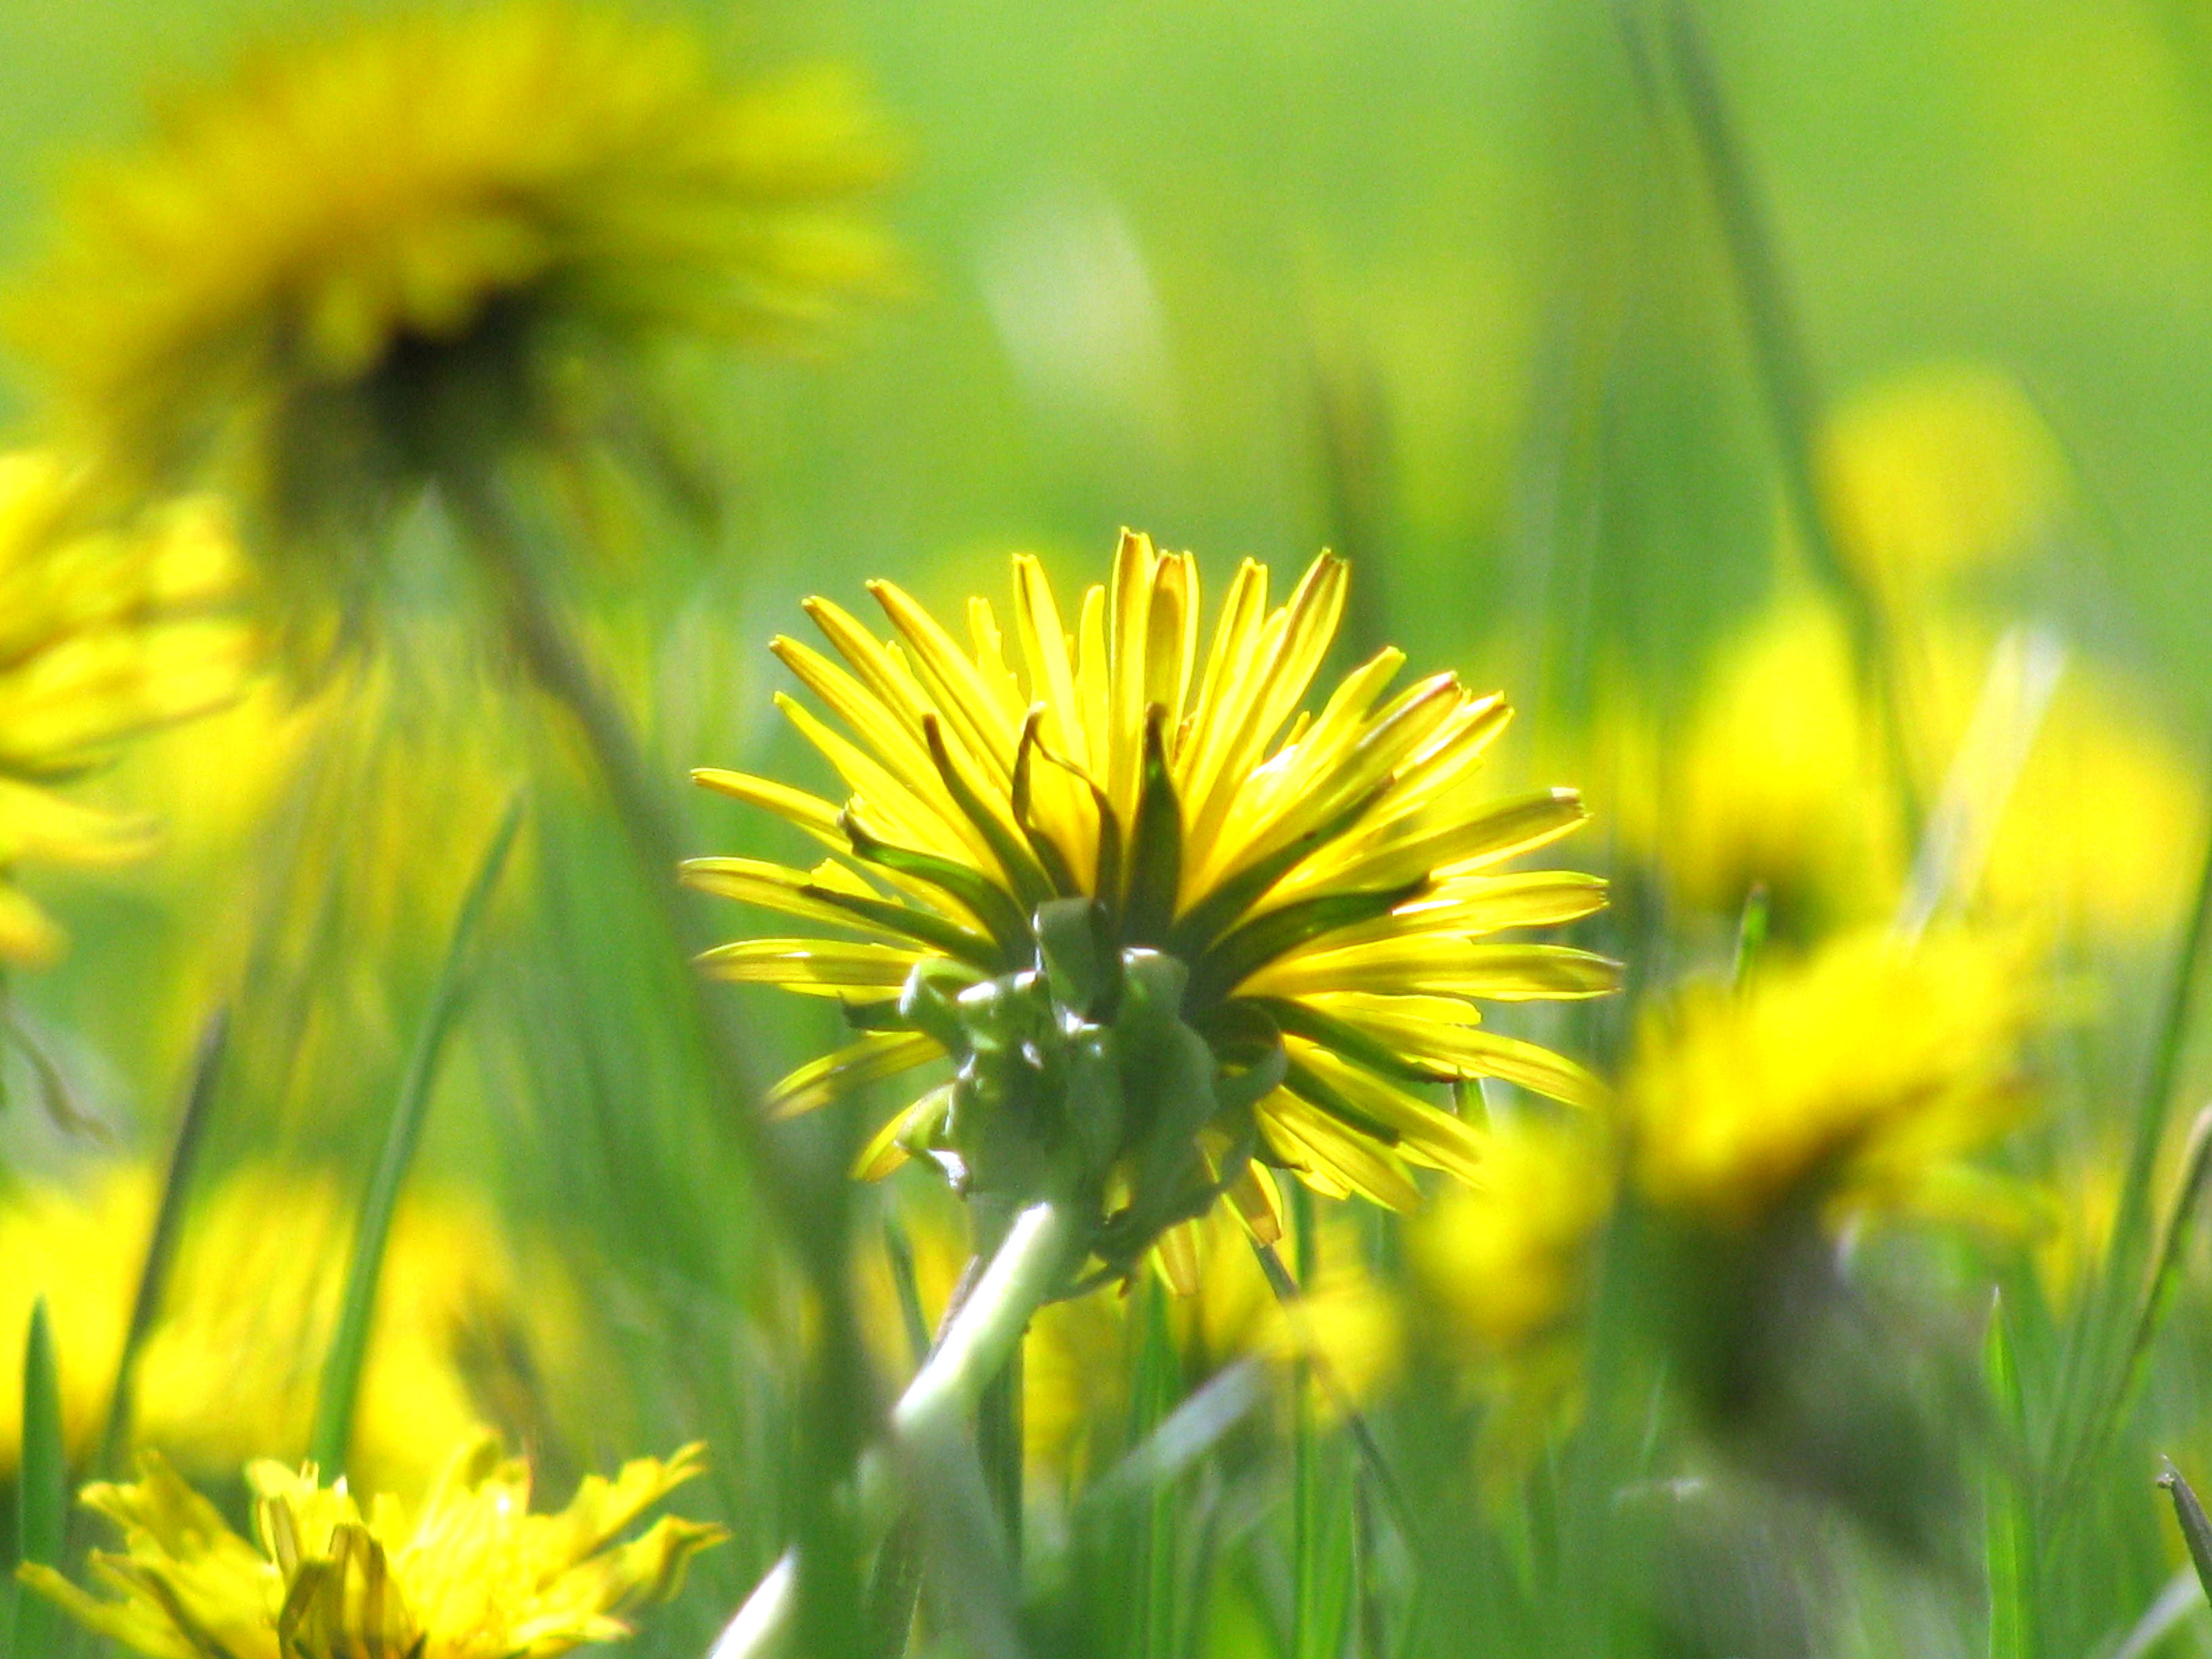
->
[13,0,893,593]
[691,532,1616,1275]
[22,1435,722,1659]
[0,452,248,963]
[0,1164,577,1497]
[1630,929,2040,1229]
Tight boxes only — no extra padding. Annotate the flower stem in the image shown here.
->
[971,1196,1026,1561]
[718,1199,1078,1659]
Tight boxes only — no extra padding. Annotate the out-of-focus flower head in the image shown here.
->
[1818,363,2064,600]
[21,1434,723,1659]
[1600,592,2203,947]
[691,532,1617,1285]
[0,452,250,964]
[1629,928,2042,1231]
[112,642,532,1120]
[10,0,896,634]
[0,1163,580,1497]
[1603,600,1904,933]
[1415,1114,1610,1361]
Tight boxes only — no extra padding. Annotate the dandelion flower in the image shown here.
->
[1629,928,2040,1229]
[21,1434,723,1659]
[689,532,1616,1279]
[0,452,248,964]
[0,1163,579,1498]
[12,0,894,611]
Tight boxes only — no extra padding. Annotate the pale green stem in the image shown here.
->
[712,1200,1078,1659]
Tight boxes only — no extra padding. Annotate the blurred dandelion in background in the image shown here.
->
[8,0,896,639]
[0,453,248,970]
[0,1163,581,1496]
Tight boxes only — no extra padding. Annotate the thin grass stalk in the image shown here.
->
[94,1009,228,1478]
[308,796,523,1473]
[1656,0,1923,838]
[2084,1105,2212,1466]
[1251,1238,1415,1537]
[1136,1277,1177,1659]
[10,1299,65,1659]
[1291,1184,1322,1659]
[2043,766,2212,1511]
[1982,1293,2036,1659]
[445,471,880,1654]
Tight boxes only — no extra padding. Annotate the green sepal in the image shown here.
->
[1198,1000,1291,1116]
[897,957,979,1054]
[841,810,1033,959]
[1010,711,1083,898]
[921,714,1057,916]
[1120,706,1183,948]
[1282,1054,1404,1149]
[1190,877,1430,1005]
[1064,1027,1127,1182]
[1036,896,1120,1022]
[804,882,1006,971]
[1247,995,1440,1086]
[1165,783,1388,961]
[954,971,1045,1057]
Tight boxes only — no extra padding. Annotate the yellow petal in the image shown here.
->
[767,1030,940,1117]
[694,937,924,995]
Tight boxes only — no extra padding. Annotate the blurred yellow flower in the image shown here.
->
[21,1434,722,1659]
[1602,594,2202,945]
[1628,928,2040,1229]
[0,452,249,964]
[1633,600,1904,929]
[692,532,1615,1277]
[0,1163,578,1497]
[113,644,532,1118]
[1415,1115,1609,1359]
[12,0,894,608]
[1819,363,2064,595]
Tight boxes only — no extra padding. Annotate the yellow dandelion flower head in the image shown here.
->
[1628,927,2042,1229]
[1641,599,1903,931]
[13,1,895,576]
[690,531,1617,1279]
[21,1434,723,1659]
[1818,362,2064,595]
[0,451,250,964]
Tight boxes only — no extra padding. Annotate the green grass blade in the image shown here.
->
[2044,791,2212,1508]
[1290,1186,1324,1659]
[1658,0,1921,836]
[308,794,524,1475]
[1983,1294,2036,1659]
[2158,1462,2212,1612]
[12,1298,66,1659]
[95,1008,228,1477]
